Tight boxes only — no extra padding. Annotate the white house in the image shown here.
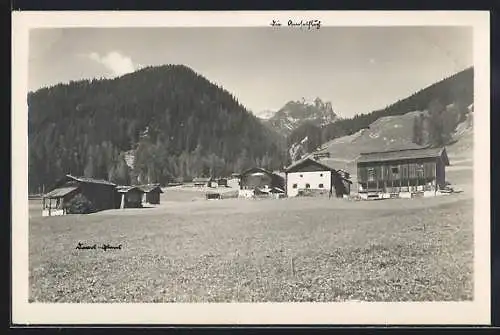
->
[284,157,351,198]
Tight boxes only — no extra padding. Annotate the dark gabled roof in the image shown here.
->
[137,184,163,193]
[240,167,285,182]
[66,174,116,186]
[284,157,337,173]
[240,167,269,175]
[356,147,449,165]
[284,158,353,182]
[44,186,79,199]
[116,185,143,193]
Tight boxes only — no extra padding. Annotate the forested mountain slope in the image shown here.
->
[28,65,288,192]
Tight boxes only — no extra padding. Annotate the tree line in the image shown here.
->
[411,98,470,147]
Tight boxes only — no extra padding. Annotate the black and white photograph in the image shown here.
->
[12,11,490,325]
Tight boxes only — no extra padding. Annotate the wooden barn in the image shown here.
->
[356,147,450,199]
[42,186,80,216]
[138,184,163,205]
[42,174,116,216]
[284,157,352,198]
[193,177,213,187]
[238,167,285,198]
[115,186,144,208]
[217,178,228,187]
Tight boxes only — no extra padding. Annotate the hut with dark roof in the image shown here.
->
[115,186,144,208]
[193,177,213,187]
[238,167,285,198]
[356,146,450,199]
[138,184,163,205]
[42,174,117,216]
[217,178,228,187]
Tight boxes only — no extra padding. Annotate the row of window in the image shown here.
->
[366,165,425,182]
[292,183,324,189]
[367,164,425,175]
[298,174,324,178]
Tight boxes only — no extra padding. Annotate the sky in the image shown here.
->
[28,26,472,118]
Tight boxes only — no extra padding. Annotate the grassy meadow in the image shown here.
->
[29,166,474,302]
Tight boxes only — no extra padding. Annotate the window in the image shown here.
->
[320,173,323,177]
[319,183,324,188]
[416,163,424,177]
[305,183,311,189]
[300,174,303,178]
[368,168,375,182]
[391,167,399,174]
[292,184,297,189]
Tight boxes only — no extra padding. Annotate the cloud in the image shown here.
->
[88,51,136,77]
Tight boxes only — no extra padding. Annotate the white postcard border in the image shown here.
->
[11,10,491,325]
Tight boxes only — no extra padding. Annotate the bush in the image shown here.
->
[65,193,96,214]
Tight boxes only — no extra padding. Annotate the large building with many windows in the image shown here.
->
[356,147,450,199]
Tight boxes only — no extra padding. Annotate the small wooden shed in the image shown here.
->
[42,174,117,216]
[115,186,144,209]
[193,177,213,187]
[42,186,80,216]
[217,178,228,187]
[138,184,163,205]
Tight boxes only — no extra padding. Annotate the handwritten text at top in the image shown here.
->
[270,19,321,30]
